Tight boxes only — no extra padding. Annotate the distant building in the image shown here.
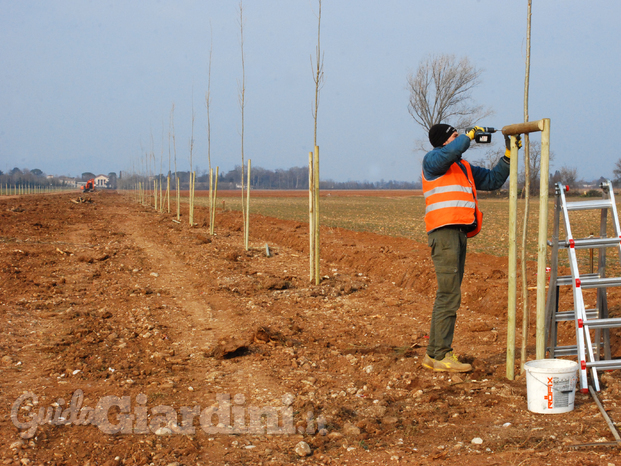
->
[94,174,109,188]
[58,176,77,187]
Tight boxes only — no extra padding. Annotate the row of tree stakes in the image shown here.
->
[131,1,325,285]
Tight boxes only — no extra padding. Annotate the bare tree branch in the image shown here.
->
[206,22,213,174]
[238,1,246,239]
[407,54,493,141]
[311,0,323,146]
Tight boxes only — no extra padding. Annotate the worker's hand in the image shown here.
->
[466,126,485,140]
[504,134,522,158]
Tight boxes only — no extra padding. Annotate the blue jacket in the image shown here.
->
[422,134,510,191]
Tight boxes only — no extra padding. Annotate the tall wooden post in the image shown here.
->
[313,145,320,285]
[167,175,170,213]
[506,136,520,380]
[211,166,219,236]
[176,177,180,221]
[536,118,551,359]
[245,160,251,250]
[209,168,213,232]
[189,170,196,227]
[309,151,315,282]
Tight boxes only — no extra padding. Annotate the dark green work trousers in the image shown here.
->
[426,226,467,361]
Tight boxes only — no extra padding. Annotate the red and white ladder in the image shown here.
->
[545,180,621,392]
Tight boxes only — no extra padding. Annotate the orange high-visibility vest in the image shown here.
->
[422,160,482,238]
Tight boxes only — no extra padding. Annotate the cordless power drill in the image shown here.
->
[465,127,496,144]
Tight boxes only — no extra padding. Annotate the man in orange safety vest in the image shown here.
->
[421,124,520,372]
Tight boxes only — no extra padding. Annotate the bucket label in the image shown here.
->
[554,391,569,408]
[544,376,574,409]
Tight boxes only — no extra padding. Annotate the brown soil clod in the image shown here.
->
[209,335,252,359]
[71,196,93,204]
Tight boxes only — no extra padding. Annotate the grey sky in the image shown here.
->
[1,1,619,182]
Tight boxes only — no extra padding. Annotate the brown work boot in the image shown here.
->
[422,353,436,370]
[434,352,472,372]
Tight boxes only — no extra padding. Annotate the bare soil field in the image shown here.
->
[1,191,621,465]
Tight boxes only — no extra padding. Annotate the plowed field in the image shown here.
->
[1,191,620,465]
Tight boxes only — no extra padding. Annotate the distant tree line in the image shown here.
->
[0,168,120,188]
[213,165,422,190]
[119,165,422,190]
[0,167,61,187]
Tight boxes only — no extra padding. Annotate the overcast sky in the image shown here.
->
[1,1,619,182]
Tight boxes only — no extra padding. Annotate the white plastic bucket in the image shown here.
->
[524,359,579,414]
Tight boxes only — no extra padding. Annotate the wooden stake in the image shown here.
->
[211,166,219,235]
[167,175,170,213]
[176,177,180,221]
[188,172,192,226]
[309,151,315,282]
[245,160,251,250]
[314,145,320,285]
[189,171,196,227]
[536,118,551,359]
[208,168,213,231]
[159,177,163,213]
[506,136,519,380]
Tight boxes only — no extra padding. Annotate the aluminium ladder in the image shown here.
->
[545,180,621,392]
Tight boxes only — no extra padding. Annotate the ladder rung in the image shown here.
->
[557,273,599,286]
[551,344,599,357]
[565,199,613,211]
[586,360,621,370]
[551,345,578,356]
[560,237,621,249]
[550,345,578,357]
[555,309,599,321]
[581,277,621,289]
[557,275,621,288]
[584,317,621,329]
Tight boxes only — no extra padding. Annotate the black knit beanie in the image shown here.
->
[429,124,457,148]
